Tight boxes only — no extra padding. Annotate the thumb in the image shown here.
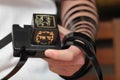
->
[44,46,81,61]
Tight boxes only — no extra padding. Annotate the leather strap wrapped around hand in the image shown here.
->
[61,32,103,80]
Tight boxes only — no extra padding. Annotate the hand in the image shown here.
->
[44,25,85,76]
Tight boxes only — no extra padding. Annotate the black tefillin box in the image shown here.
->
[12,14,61,58]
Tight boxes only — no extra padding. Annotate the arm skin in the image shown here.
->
[61,0,98,40]
[44,0,98,77]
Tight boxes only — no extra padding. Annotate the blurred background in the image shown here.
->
[78,0,120,80]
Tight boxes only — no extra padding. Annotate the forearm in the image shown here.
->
[61,0,98,41]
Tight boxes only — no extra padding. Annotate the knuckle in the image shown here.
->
[80,58,85,65]
[68,54,75,61]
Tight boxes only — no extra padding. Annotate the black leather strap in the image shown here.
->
[2,47,28,80]
[62,32,96,51]
[0,33,28,80]
[62,41,103,80]
[0,33,12,49]
[61,32,103,80]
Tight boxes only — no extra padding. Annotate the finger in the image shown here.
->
[44,54,85,66]
[45,46,82,61]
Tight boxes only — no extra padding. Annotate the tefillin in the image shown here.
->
[12,14,61,58]
[2,14,103,80]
